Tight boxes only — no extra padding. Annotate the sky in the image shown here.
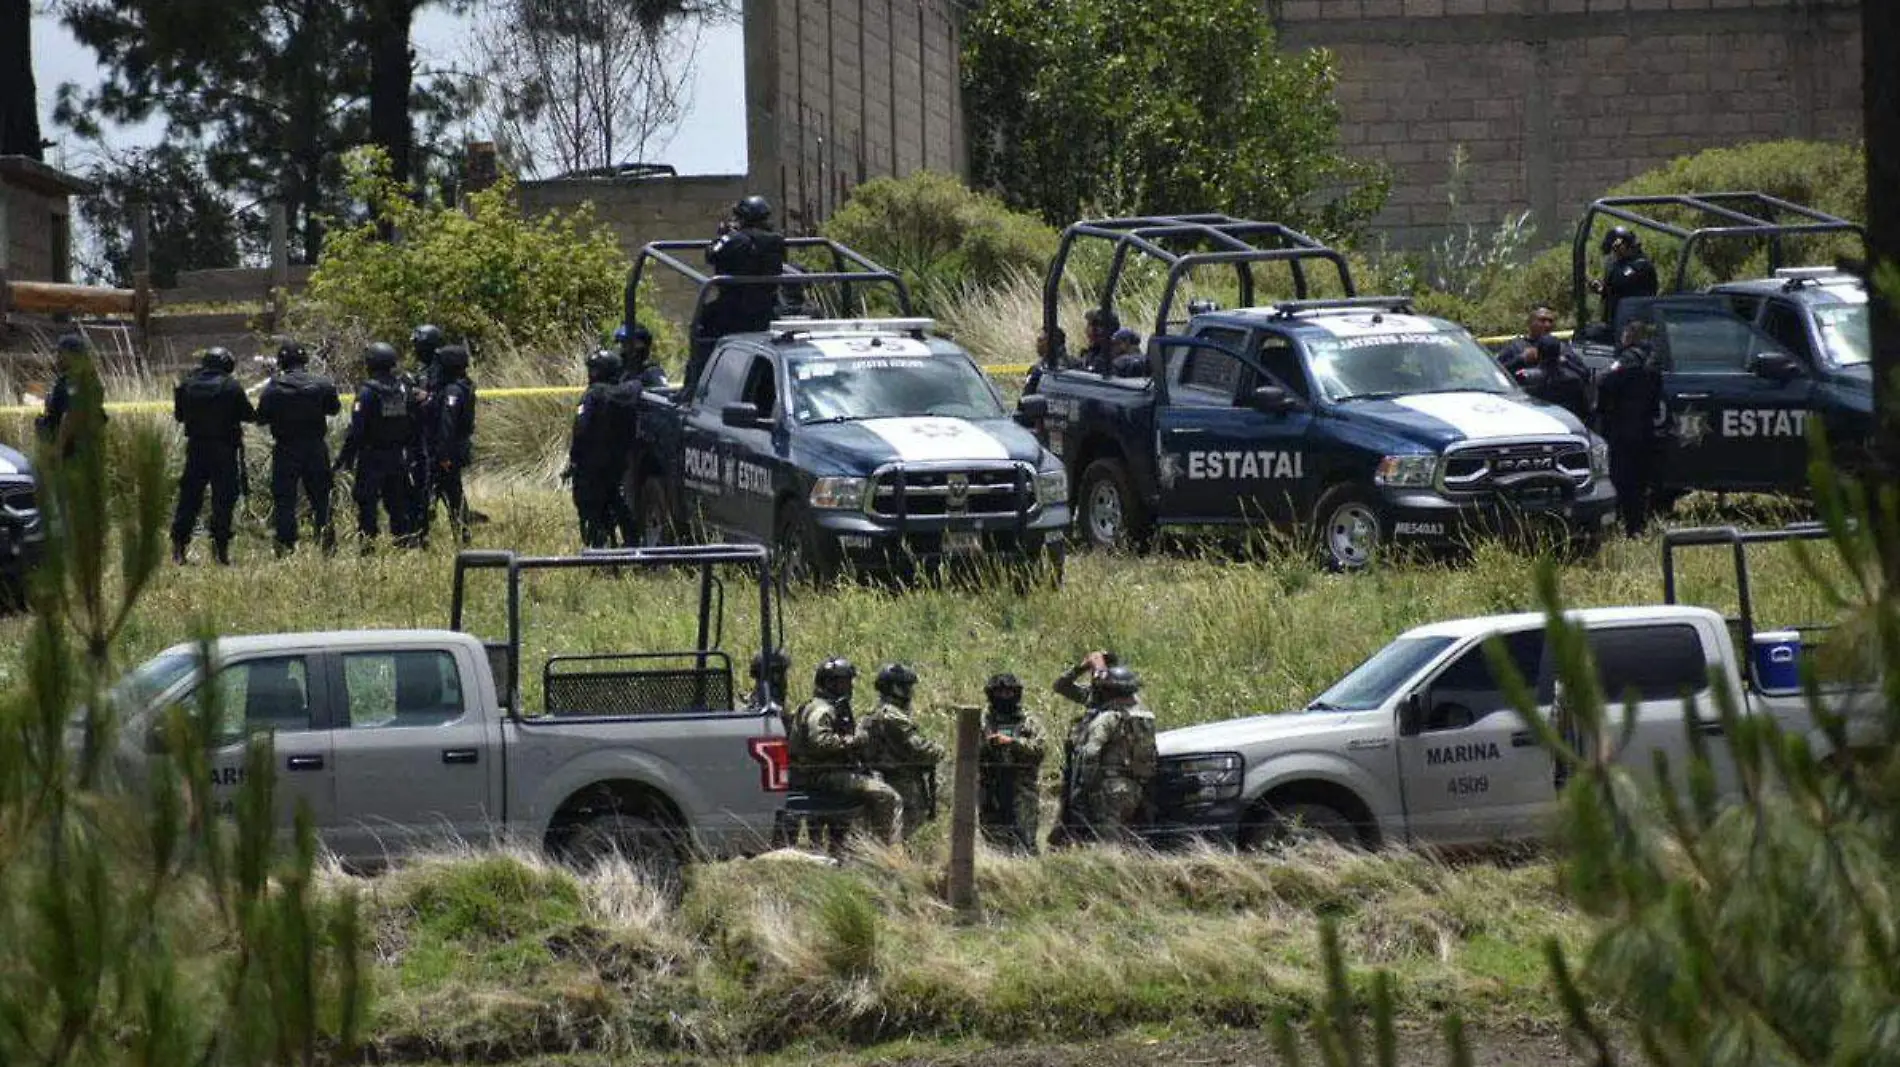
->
[27,4,750,177]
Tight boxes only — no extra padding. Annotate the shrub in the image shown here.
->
[820,171,1060,317]
[298,147,629,356]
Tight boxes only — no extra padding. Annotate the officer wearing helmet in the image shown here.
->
[170,347,255,565]
[690,195,787,392]
[978,672,1048,854]
[405,325,445,533]
[566,349,633,548]
[1052,651,1157,846]
[334,342,416,549]
[744,648,792,722]
[785,657,902,844]
[253,338,342,555]
[1078,308,1122,375]
[424,344,477,544]
[38,332,104,457]
[1589,226,1659,326]
[616,324,669,390]
[860,662,945,840]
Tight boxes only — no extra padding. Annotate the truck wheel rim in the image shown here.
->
[1087,481,1123,545]
[1327,502,1377,568]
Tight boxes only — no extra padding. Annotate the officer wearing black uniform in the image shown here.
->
[1590,227,1660,327]
[334,342,415,549]
[1504,335,1593,425]
[253,339,341,556]
[1595,321,1670,537]
[689,196,787,391]
[566,350,632,548]
[423,344,476,544]
[402,325,444,534]
[38,333,99,458]
[1078,308,1120,375]
[618,323,669,389]
[170,347,255,565]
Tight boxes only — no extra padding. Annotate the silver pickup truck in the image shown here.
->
[107,545,792,875]
[1150,525,1877,849]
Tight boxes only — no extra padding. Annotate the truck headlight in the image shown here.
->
[809,476,868,510]
[1589,439,1610,479]
[1034,467,1068,506]
[1375,454,1439,488]
[1160,751,1243,801]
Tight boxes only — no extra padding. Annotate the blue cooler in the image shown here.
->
[1752,630,1802,692]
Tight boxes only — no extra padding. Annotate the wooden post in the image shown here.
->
[130,202,152,362]
[945,704,982,916]
[268,200,289,333]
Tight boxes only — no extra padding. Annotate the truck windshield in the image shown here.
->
[788,355,1006,423]
[1813,304,1870,366]
[102,650,199,715]
[1305,331,1517,401]
[1306,636,1455,712]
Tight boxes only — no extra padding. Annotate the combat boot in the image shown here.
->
[213,540,232,566]
[171,539,189,566]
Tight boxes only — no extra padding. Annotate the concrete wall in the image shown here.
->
[1,181,73,283]
[1270,0,1864,245]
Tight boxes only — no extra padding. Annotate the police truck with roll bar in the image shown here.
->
[623,238,1070,584]
[1569,193,1872,499]
[1026,215,1617,570]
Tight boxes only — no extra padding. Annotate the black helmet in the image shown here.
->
[411,324,444,357]
[364,342,400,374]
[734,195,772,225]
[436,344,470,376]
[1092,665,1140,700]
[1085,307,1121,333]
[586,349,623,383]
[55,333,87,354]
[874,662,918,702]
[200,346,236,373]
[751,648,791,680]
[814,656,857,693]
[275,339,309,369]
[984,672,1023,699]
[1600,226,1638,255]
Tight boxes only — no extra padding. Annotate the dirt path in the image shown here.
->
[820,1026,1583,1067]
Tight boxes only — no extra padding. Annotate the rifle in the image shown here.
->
[236,439,250,498]
[924,766,938,822]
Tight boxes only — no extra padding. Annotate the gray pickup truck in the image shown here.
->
[106,545,791,875]
[1149,524,1880,849]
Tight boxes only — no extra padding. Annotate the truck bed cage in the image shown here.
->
[449,545,779,722]
[1661,523,1833,688]
[1571,193,1865,331]
[625,237,914,338]
[1043,215,1357,342]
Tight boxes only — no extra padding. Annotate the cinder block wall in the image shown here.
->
[1270,0,1864,245]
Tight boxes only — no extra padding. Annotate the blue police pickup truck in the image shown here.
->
[1569,194,1873,497]
[1029,217,1616,570]
[624,239,1070,583]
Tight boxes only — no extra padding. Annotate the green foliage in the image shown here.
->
[0,351,366,1067]
[76,145,240,288]
[820,170,1060,316]
[962,0,1388,240]
[299,147,629,354]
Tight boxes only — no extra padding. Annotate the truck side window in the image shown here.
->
[342,651,467,728]
[1421,629,1545,731]
[697,347,751,406]
[1651,308,1756,373]
[1759,302,1813,363]
[1175,327,1248,406]
[740,356,778,417]
[1256,336,1309,400]
[211,657,313,741]
[1587,625,1709,704]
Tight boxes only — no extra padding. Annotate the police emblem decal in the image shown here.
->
[946,473,971,511]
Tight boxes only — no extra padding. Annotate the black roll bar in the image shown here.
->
[1660,523,1832,688]
[624,237,914,339]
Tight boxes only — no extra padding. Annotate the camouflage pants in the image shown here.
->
[980,775,1041,854]
[1068,775,1146,846]
[804,771,903,844]
[883,771,934,839]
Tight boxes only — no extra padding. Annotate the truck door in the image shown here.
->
[202,654,335,837]
[1635,298,1813,491]
[1753,298,1824,487]
[723,353,784,537]
[1155,328,1312,524]
[1393,629,1555,846]
[1581,622,1740,804]
[327,647,501,863]
[679,343,755,536]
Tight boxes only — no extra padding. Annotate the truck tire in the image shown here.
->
[632,473,678,548]
[775,499,841,585]
[1313,484,1383,572]
[565,812,683,891]
[1077,458,1151,552]
[1240,799,1362,851]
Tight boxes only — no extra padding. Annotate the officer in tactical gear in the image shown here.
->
[785,657,902,844]
[1595,320,1671,538]
[1503,334,1593,425]
[335,342,415,549]
[860,662,945,841]
[38,333,102,458]
[744,648,792,723]
[1053,652,1157,847]
[617,324,669,390]
[1589,226,1659,326]
[689,196,787,392]
[253,339,341,556]
[1078,308,1121,375]
[170,347,255,565]
[567,350,633,548]
[978,672,1047,854]
[425,344,477,544]
[404,325,445,533]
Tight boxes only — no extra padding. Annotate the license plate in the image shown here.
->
[943,531,982,554]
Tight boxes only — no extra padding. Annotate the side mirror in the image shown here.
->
[1015,394,1049,428]
[1398,693,1423,737]
[721,401,765,428]
[1244,385,1296,414]
[1748,350,1802,382]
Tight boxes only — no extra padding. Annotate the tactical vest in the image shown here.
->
[360,378,412,449]
[177,371,241,444]
[262,372,336,441]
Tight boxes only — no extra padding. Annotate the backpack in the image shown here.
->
[1119,707,1158,781]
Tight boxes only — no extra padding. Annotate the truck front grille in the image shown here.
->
[0,482,37,515]
[1440,441,1590,494]
[868,465,1033,519]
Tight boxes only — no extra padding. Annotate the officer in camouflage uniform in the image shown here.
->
[978,672,1047,854]
[860,663,944,840]
[1054,658,1157,847]
[785,657,901,844]
[744,648,792,723]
